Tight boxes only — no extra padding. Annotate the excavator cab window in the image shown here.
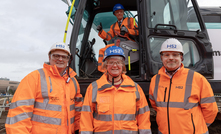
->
[74,2,139,78]
[148,0,201,31]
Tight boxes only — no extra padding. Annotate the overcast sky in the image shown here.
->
[1,0,221,82]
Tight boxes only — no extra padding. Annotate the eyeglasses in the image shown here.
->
[51,54,70,61]
[107,61,123,66]
[161,52,181,58]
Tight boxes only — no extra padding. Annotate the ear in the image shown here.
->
[181,55,184,61]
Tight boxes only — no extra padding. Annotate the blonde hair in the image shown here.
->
[102,56,127,74]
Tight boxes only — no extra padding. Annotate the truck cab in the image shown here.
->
[64,0,215,96]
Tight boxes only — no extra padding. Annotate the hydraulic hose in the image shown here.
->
[63,0,76,43]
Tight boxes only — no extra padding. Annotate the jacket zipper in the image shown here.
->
[167,77,173,134]
[191,113,195,134]
[164,87,167,102]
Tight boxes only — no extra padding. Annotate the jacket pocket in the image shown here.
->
[164,87,167,102]
[98,104,110,114]
[32,124,58,134]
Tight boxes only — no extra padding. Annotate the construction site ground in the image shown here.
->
[0,102,220,134]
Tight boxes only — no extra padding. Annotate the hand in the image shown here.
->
[97,22,102,32]
[120,25,128,33]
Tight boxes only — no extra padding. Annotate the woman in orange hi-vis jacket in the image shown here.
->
[149,38,218,134]
[5,42,83,134]
[96,4,139,41]
[80,46,152,134]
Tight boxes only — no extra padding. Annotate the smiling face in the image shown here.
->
[105,56,124,79]
[49,50,70,74]
[161,51,183,71]
[114,9,124,21]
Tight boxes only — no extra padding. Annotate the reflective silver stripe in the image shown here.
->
[93,112,112,121]
[114,130,138,134]
[99,54,103,57]
[138,106,150,115]
[31,114,61,125]
[6,112,33,124]
[120,85,134,88]
[93,113,136,121]
[38,69,49,99]
[75,106,82,112]
[82,105,91,112]
[37,69,62,112]
[75,97,83,102]
[35,101,62,111]
[204,130,209,134]
[149,94,154,100]
[201,96,216,104]
[156,101,199,108]
[80,131,93,134]
[92,81,98,103]
[134,83,140,101]
[153,74,160,101]
[153,70,198,110]
[49,76,52,91]
[70,104,75,111]
[114,114,135,121]
[98,84,112,91]
[112,23,116,36]
[71,77,78,96]
[206,122,211,127]
[9,99,35,109]
[184,70,194,110]
[70,116,75,124]
[94,130,113,134]
[98,63,102,66]
[139,129,152,134]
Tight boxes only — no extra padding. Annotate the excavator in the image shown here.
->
[61,0,220,98]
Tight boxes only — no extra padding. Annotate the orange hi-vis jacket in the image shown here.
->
[80,73,152,134]
[5,63,83,134]
[98,17,139,41]
[149,64,218,134]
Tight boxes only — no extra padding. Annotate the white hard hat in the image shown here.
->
[159,38,184,54]
[49,42,71,56]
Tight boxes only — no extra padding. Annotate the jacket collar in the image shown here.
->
[97,73,136,92]
[43,62,77,77]
[158,63,184,78]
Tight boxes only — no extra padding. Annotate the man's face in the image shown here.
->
[106,56,123,77]
[49,50,70,72]
[114,9,124,21]
[161,51,183,71]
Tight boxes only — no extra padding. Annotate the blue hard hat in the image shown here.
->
[103,46,125,61]
[113,4,125,14]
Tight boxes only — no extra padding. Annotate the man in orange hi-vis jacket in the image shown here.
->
[80,46,152,134]
[149,38,218,134]
[5,42,83,134]
[97,3,139,41]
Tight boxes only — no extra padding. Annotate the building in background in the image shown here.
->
[0,78,19,95]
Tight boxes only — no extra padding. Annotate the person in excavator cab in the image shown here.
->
[97,3,139,42]
[97,4,139,73]
[80,46,152,134]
